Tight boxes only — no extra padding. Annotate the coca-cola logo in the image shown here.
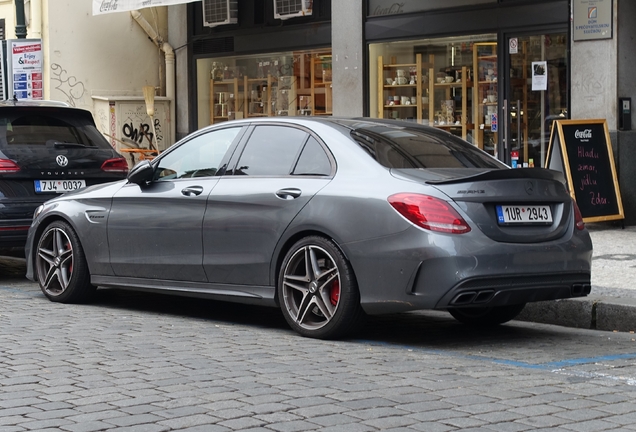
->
[575,129,592,139]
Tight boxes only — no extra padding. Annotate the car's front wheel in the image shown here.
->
[35,220,95,303]
[448,303,526,325]
[278,236,365,339]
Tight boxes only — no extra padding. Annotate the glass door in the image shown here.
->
[503,33,568,168]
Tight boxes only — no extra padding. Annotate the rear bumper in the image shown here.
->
[0,218,33,251]
[436,273,591,309]
[343,224,593,315]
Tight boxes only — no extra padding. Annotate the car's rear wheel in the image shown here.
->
[448,303,526,325]
[35,220,95,303]
[278,236,365,339]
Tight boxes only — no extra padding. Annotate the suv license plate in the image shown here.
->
[35,180,86,193]
[496,205,553,225]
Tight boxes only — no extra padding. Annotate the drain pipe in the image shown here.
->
[14,0,27,38]
[130,10,175,149]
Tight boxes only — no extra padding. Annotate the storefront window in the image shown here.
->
[196,49,332,129]
[370,35,497,149]
[370,31,568,168]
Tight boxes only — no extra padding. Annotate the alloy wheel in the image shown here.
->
[282,245,341,331]
[36,226,74,297]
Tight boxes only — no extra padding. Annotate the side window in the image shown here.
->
[293,137,332,176]
[234,125,308,176]
[155,127,241,180]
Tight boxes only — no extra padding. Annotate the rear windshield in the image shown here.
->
[348,122,507,169]
[0,107,112,149]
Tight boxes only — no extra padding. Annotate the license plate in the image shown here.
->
[35,179,86,193]
[496,205,553,225]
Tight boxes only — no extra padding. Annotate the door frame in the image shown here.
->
[498,25,570,166]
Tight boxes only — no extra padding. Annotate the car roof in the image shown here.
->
[0,99,72,108]
[211,116,466,141]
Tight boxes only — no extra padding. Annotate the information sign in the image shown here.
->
[7,40,43,100]
[545,119,623,222]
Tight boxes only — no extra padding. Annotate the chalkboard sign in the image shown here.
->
[545,119,624,222]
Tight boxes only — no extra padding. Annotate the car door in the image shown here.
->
[203,124,334,286]
[107,126,244,282]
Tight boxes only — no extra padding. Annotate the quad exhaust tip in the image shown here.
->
[450,283,590,306]
[451,290,495,306]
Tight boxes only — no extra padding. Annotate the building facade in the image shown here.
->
[0,0,175,157]
[188,0,635,224]
[0,0,633,224]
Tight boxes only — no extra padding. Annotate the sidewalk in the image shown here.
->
[518,222,636,331]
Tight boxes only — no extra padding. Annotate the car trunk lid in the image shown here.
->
[391,167,574,243]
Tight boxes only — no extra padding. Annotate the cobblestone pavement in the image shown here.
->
[3,259,636,431]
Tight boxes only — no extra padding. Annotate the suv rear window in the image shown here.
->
[0,107,112,149]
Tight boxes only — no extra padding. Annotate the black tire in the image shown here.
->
[448,303,526,326]
[35,220,95,303]
[278,236,365,339]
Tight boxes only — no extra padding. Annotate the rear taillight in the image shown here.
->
[0,159,20,173]
[573,200,585,230]
[101,157,129,173]
[388,193,471,234]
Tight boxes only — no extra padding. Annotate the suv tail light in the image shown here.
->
[101,157,129,173]
[573,200,585,230]
[388,193,471,234]
[0,159,20,173]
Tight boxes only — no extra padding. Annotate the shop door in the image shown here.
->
[503,33,568,168]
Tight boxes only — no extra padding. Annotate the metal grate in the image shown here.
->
[202,0,238,28]
[193,37,235,55]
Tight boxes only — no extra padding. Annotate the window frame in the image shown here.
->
[225,122,336,178]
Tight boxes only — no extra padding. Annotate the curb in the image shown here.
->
[517,296,636,333]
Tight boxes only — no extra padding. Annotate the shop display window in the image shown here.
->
[196,48,332,129]
[370,34,496,149]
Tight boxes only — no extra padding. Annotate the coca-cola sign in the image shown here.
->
[547,120,623,222]
[575,129,592,140]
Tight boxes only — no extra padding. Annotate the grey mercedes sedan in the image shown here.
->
[25,118,592,339]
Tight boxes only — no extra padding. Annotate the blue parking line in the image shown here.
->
[356,339,636,371]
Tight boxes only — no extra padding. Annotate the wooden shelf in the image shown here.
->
[209,78,240,125]
[311,56,333,116]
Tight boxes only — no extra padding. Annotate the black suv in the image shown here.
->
[0,100,128,255]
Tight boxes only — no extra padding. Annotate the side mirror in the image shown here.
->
[127,160,154,185]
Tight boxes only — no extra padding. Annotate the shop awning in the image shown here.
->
[93,0,198,15]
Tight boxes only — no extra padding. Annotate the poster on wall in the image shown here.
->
[7,39,43,100]
[573,0,613,41]
[93,0,197,15]
[531,61,547,91]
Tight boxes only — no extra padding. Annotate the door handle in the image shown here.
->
[276,188,302,200]
[181,186,204,197]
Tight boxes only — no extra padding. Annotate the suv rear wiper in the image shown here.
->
[52,141,96,148]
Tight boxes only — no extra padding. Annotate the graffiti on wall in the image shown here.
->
[121,104,164,149]
[50,63,86,107]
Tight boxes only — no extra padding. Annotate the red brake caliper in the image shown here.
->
[67,242,72,273]
[330,279,340,306]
